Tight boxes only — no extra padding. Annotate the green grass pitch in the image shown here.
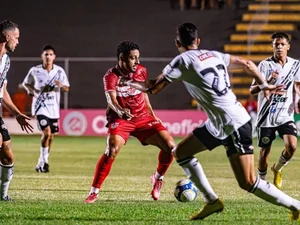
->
[1,135,300,224]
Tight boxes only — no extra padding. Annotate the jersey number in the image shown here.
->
[200,64,230,96]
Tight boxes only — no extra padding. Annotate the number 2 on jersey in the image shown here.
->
[200,64,230,96]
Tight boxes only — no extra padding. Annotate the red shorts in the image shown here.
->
[107,115,167,145]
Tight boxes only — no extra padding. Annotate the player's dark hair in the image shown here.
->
[117,41,139,60]
[0,20,18,42]
[42,44,56,54]
[271,32,290,43]
[176,23,198,48]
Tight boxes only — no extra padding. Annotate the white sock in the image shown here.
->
[90,187,100,195]
[178,157,218,203]
[38,146,44,165]
[42,147,49,164]
[251,178,300,211]
[257,169,267,180]
[154,172,163,180]
[0,163,14,199]
[274,153,290,172]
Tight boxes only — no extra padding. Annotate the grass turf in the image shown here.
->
[1,135,300,224]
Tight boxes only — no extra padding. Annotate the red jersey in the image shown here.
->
[103,64,149,121]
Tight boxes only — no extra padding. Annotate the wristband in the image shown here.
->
[258,81,268,90]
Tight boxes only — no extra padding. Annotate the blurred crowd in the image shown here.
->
[170,0,241,10]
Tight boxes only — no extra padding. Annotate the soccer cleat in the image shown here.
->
[43,163,50,173]
[35,163,49,173]
[271,164,282,189]
[190,198,224,220]
[84,193,98,204]
[289,210,300,221]
[150,174,163,201]
[35,164,43,173]
[1,196,13,201]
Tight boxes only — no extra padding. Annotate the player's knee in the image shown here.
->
[42,132,51,140]
[0,154,14,165]
[172,145,184,160]
[49,134,54,142]
[238,177,256,191]
[260,147,271,155]
[167,138,176,151]
[105,146,120,159]
[286,144,297,154]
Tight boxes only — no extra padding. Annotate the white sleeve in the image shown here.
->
[60,69,70,87]
[257,61,268,79]
[23,68,34,85]
[162,55,184,82]
[211,51,230,67]
[294,60,300,82]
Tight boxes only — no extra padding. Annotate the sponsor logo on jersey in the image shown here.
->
[271,96,288,104]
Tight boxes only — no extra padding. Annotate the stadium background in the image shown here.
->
[1,0,300,135]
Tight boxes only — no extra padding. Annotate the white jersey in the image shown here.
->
[256,56,300,128]
[23,64,70,119]
[162,49,250,140]
[0,54,10,106]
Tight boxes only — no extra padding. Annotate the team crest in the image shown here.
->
[40,119,47,126]
[262,137,270,144]
[110,122,119,129]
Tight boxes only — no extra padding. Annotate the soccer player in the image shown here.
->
[123,23,300,221]
[22,45,70,173]
[250,32,300,189]
[84,41,174,203]
[0,20,33,200]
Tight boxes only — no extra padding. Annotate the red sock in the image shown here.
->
[156,150,174,176]
[92,154,114,189]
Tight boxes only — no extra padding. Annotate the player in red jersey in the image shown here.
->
[84,41,175,203]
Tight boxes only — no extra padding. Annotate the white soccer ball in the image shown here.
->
[174,179,198,202]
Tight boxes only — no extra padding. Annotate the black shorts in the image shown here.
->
[193,120,253,157]
[257,121,297,148]
[0,117,10,142]
[37,115,59,134]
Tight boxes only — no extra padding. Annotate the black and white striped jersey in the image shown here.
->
[256,56,300,128]
[23,64,69,119]
[0,54,10,104]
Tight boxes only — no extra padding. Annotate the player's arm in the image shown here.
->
[22,71,40,97]
[2,83,33,133]
[250,61,280,95]
[105,91,133,120]
[23,83,39,97]
[54,80,69,92]
[2,83,22,117]
[244,60,286,98]
[250,80,260,95]
[227,55,249,70]
[143,93,161,122]
[119,73,170,94]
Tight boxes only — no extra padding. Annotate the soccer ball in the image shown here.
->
[174,179,198,202]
